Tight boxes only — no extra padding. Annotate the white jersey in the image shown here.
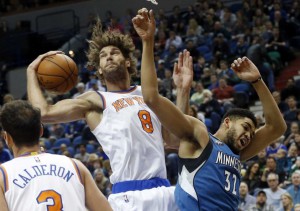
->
[92,86,167,184]
[1,153,85,211]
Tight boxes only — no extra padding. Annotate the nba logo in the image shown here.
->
[34,157,40,162]
[123,195,129,203]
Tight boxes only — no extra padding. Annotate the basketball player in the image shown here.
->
[26,13,179,211]
[0,100,112,211]
[133,8,287,210]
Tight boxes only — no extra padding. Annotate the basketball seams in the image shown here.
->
[37,54,78,94]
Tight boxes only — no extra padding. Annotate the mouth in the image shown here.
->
[240,137,249,148]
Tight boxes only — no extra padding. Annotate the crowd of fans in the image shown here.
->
[1,0,300,210]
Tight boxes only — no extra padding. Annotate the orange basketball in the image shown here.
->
[37,54,78,94]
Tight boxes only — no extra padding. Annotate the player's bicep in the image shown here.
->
[240,125,279,161]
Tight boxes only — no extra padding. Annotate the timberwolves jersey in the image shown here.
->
[0,153,85,211]
[92,86,167,184]
[175,134,241,210]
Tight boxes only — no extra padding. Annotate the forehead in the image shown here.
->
[100,45,121,54]
[235,117,256,131]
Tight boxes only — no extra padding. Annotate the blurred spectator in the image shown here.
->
[246,35,275,92]
[283,96,299,124]
[272,91,289,114]
[239,181,256,211]
[266,136,287,157]
[279,192,294,211]
[264,173,287,208]
[212,77,235,112]
[156,59,166,80]
[247,189,275,211]
[284,122,300,148]
[281,79,300,102]
[74,144,90,165]
[198,91,222,133]
[94,168,111,197]
[96,145,109,161]
[295,203,300,211]
[190,82,212,106]
[164,30,182,50]
[72,82,85,99]
[287,171,300,205]
[261,157,285,186]
[216,60,241,86]
[243,162,262,195]
[0,140,13,164]
[207,73,219,90]
[201,67,213,88]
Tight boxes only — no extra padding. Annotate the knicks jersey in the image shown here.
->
[92,86,167,184]
[0,153,85,211]
[175,134,241,210]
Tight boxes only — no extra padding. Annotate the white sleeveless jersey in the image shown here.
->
[92,86,167,184]
[1,153,85,211]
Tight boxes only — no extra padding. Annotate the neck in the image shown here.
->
[105,80,131,92]
[214,129,226,142]
[13,145,41,157]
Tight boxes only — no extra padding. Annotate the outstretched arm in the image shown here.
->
[0,167,8,211]
[27,51,98,125]
[73,159,112,211]
[132,9,193,140]
[231,57,287,161]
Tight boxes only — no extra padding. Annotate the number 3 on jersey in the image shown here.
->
[138,110,154,133]
[36,190,63,211]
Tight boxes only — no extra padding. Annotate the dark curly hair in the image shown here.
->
[222,108,258,128]
[86,18,137,83]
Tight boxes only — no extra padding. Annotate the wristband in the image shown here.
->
[251,76,262,84]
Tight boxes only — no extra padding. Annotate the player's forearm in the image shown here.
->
[26,69,49,113]
[141,39,159,105]
[252,79,286,134]
[176,88,190,114]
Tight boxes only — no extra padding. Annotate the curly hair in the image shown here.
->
[86,18,137,82]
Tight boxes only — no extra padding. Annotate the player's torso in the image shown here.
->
[175,134,241,211]
[92,86,167,184]
[1,153,85,211]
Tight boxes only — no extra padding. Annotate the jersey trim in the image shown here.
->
[0,166,8,192]
[178,138,213,173]
[112,177,170,194]
[108,85,138,94]
[95,91,106,109]
[70,159,83,185]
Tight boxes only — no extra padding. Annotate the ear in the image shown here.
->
[125,59,130,68]
[40,124,44,137]
[3,132,12,148]
[224,117,231,129]
[98,67,103,75]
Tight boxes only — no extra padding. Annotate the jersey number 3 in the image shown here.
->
[36,190,63,211]
[138,110,154,133]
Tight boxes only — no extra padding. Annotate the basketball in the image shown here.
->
[37,54,78,94]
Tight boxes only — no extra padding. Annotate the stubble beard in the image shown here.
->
[224,127,240,154]
[102,62,128,84]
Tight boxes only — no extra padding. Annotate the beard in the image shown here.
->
[102,61,128,83]
[223,127,240,154]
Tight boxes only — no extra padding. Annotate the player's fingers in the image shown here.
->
[178,52,183,68]
[173,62,178,74]
[189,56,193,71]
[183,50,189,66]
[149,10,155,22]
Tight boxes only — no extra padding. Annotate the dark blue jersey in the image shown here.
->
[175,134,241,211]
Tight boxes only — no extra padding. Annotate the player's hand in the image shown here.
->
[231,57,261,83]
[132,8,155,42]
[27,51,64,72]
[173,50,193,89]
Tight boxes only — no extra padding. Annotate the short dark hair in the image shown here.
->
[222,108,257,128]
[0,100,41,147]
